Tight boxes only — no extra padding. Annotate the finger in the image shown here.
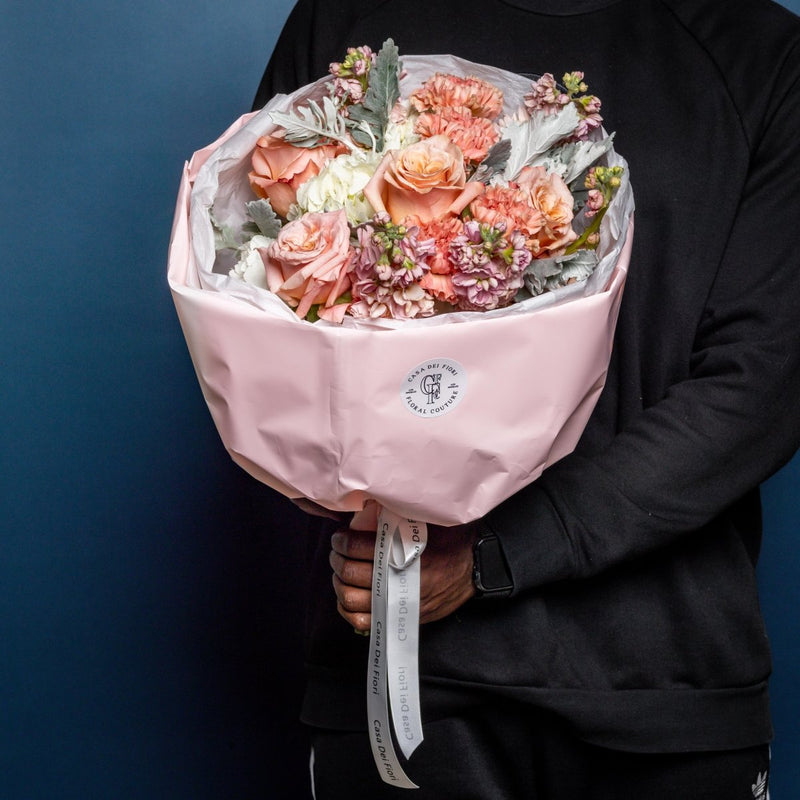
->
[332,574,372,615]
[329,550,373,588]
[331,529,377,560]
[336,601,371,632]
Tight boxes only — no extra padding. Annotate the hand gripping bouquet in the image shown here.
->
[168,41,633,788]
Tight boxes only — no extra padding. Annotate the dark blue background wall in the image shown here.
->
[2,2,798,797]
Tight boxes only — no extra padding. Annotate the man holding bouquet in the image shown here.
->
[253,0,800,797]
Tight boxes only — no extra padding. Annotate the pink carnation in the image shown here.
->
[471,168,578,258]
[411,215,464,275]
[414,107,500,163]
[419,271,457,304]
[469,185,545,245]
[409,73,504,119]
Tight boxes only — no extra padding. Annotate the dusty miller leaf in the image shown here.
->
[554,249,598,289]
[269,94,349,148]
[210,210,242,251]
[346,38,400,151]
[531,135,616,185]
[523,249,597,295]
[246,199,282,238]
[501,104,581,181]
[471,139,512,183]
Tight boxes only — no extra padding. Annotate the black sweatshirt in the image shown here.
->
[254,0,800,752]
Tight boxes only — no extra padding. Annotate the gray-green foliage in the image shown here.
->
[345,39,401,151]
[269,94,351,149]
[245,199,282,238]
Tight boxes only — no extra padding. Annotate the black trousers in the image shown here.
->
[308,703,770,799]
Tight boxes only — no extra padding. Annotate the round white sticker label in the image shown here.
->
[402,358,467,418]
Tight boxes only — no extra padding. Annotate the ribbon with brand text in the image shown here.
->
[367,507,427,789]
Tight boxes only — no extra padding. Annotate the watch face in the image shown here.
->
[474,535,513,596]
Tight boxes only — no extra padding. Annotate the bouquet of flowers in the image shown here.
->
[219,41,625,325]
[170,41,632,524]
[167,41,633,788]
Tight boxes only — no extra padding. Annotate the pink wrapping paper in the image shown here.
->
[167,56,634,526]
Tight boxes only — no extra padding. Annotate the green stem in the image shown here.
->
[564,206,607,255]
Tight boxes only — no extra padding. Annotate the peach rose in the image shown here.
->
[515,166,578,256]
[363,135,484,224]
[262,210,353,319]
[249,135,347,218]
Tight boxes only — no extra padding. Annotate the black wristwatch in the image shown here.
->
[472,531,514,598]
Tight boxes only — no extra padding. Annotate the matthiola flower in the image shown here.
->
[329,46,376,104]
[565,165,625,254]
[350,213,436,319]
[524,71,603,142]
[582,166,623,219]
[572,99,603,140]
[449,221,532,311]
[349,282,436,320]
[523,73,570,116]
[585,188,605,218]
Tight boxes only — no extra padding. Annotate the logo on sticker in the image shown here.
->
[402,359,466,417]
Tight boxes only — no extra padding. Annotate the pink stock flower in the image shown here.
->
[414,107,501,163]
[585,188,605,218]
[523,73,570,116]
[262,210,353,319]
[363,135,485,224]
[409,73,504,119]
[249,135,346,218]
[449,221,531,311]
[329,46,376,105]
[334,78,367,103]
[572,105,603,141]
[525,72,603,141]
[349,214,437,319]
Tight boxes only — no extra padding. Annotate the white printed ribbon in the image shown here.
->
[367,507,427,789]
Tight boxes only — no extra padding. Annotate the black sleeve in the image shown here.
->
[252,0,315,106]
[252,0,375,108]
[485,47,800,594]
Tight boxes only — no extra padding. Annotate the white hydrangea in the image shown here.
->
[383,113,420,152]
[295,149,382,225]
[229,234,271,289]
